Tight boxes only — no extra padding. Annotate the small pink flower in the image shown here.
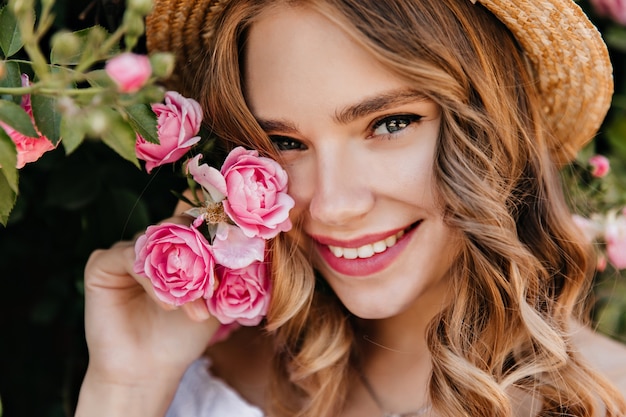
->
[133,222,215,306]
[136,91,203,173]
[105,52,152,93]
[605,212,626,270]
[221,147,295,239]
[590,0,626,25]
[187,154,227,202]
[206,262,271,326]
[597,255,608,272]
[0,74,56,168]
[588,155,610,178]
[572,214,601,243]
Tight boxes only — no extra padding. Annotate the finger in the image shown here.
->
[85,243,176,311]
[181,298,212,322]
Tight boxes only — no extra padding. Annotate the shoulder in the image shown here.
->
[165,357,264,417]
[570,322,626,396]
[166,325,273,417]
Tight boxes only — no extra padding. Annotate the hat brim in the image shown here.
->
[473,0,613,162]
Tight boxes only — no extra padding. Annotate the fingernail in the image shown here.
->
[192,302,211,321]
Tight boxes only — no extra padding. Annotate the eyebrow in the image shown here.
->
[255,88,428,134]
[334,88,428,124]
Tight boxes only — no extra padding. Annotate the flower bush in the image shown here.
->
[0,0,624,416]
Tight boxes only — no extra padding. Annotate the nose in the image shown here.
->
[308,146,375,227]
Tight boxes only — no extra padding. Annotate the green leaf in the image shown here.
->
[0,128,18,191]
[0,60,22,104]
[100,108,140,168]
[60,115,86,155]
[83,69,114,89]
[604,26,626,53]
[31,94,61,145]
[606,117,626,159]
[0,99,38,137]
[0,170,15,226]
[0,6,23,57]
[0,129,17,226]
[125,104,159,144]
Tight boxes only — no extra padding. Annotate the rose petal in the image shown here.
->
[187,154,227,202]
[212,223,266,269]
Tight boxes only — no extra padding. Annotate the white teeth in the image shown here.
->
[373,241,387,253]
[329,246,343,257]
[327,229,406,259]
[357,245,375,259]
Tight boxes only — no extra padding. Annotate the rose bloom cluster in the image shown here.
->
[107,54,297,326]
[131,86,295,326]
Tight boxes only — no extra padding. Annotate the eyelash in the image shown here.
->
[268,113,424,151]
[369,114,423,140]
[269,135,306,151]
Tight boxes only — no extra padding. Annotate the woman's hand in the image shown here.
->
[75,217,220,417]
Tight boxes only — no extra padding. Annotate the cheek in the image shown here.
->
[283,160,316,213]
[370,149,438,205]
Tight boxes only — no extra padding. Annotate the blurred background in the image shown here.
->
[0,0,625,416]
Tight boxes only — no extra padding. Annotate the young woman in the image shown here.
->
[75,0,626,416]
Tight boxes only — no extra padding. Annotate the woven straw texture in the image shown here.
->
[146,0,613,163]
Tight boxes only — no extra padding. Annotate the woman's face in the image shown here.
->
[244,6,461,319]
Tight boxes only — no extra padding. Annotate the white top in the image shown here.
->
[165,358,264,417]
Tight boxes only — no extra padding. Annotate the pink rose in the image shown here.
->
[136,91,203,173]
[221,147,295,239]
[588,155,610,178]
[133,222,215,306]
[206,262,271,326]
[590,0,626,25]
[0,74,56,168]
[605,212,626,270]
[105,52,152,93]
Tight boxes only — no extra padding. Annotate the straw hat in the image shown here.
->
[146,0,613,163]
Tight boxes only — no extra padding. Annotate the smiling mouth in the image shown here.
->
[326,221,421,260]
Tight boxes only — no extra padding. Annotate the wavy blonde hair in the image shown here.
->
[175,0,626,415]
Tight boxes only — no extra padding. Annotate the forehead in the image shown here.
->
[243,5,410,119]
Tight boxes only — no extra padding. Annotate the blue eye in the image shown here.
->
[372,114,422,136]
[270,135,306,151]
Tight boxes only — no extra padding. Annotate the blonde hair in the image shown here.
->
[177,0,626,415]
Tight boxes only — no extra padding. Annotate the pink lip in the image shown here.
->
[313,222,420,277]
